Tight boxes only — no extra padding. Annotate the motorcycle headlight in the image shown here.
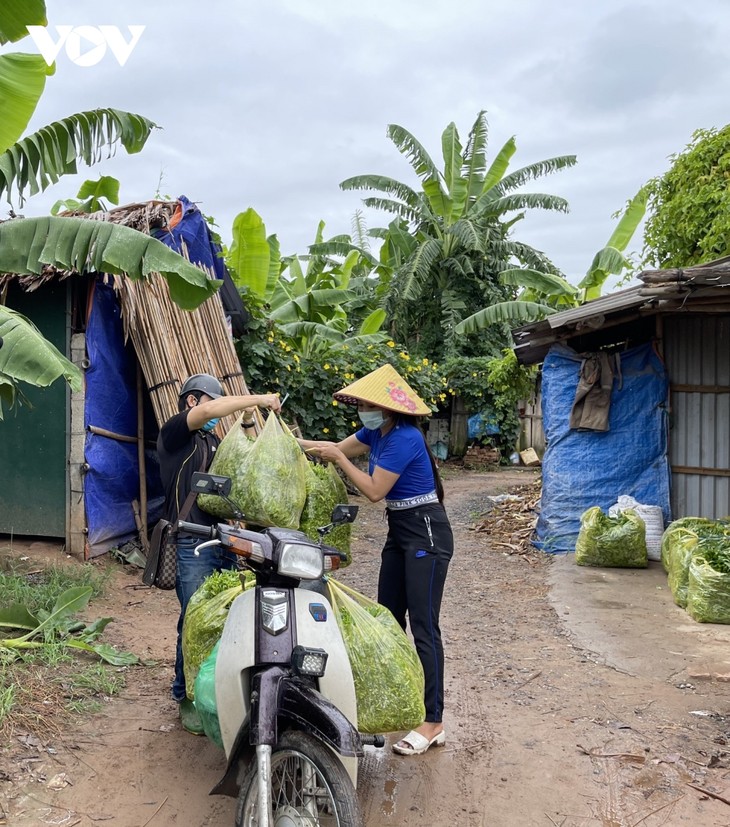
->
[278,542,324,580]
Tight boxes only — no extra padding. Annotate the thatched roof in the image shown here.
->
[1,200,256,432]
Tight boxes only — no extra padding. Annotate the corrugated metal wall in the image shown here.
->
[664,314,730,519]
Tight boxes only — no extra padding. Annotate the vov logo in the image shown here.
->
[26,25,145,67]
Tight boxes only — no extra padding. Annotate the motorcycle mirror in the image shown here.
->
[191,472,232,496]
[330,504,358,525]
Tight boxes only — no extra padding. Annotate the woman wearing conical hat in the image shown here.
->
[300,363,454,756]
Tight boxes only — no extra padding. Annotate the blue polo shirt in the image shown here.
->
[355,421,435,500]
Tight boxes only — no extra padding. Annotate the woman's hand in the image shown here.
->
[305,443,344,464]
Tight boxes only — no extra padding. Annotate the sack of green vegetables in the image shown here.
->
[197,413,256,520]
[575,506,647,568]
[182,569,254,698]
[193,640,223,748]
[327,578,424,734]
[300,462,352,566]
[686,532,730,623]
[199,412,309,529]
[661,518,717,606]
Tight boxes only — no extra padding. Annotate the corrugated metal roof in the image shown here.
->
[512,257,730,365]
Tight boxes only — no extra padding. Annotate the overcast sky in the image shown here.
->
[7,0,730,287]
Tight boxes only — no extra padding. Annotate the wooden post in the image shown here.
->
[136,361,149,551]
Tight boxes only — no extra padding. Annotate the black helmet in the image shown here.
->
[179,373,224,400]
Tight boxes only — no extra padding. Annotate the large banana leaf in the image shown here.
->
[0,53,54,152]
[455,301,556,333]
[0,216,220,310]
[0,306,81,418]
[578,188,647,301]
[358,308,386,335]
[481,136,516,195]
[0,108,157,203]
[499,268,578,298]
[227,207,270,298]
[0,0,47,44]
[462,110,489,205]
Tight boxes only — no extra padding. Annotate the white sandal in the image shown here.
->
[392,729,446,756]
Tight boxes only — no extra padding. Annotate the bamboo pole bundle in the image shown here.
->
[116,272,262,438]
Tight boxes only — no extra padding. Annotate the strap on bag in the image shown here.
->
[142,434,211,587]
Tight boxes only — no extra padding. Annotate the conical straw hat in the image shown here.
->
[333,363,432,416]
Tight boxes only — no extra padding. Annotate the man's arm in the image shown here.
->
[186,393,280,431]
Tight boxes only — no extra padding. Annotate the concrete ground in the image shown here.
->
[550,555,730,684]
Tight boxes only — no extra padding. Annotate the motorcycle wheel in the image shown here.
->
[235,730,361,827]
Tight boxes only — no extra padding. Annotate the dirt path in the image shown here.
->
[3,469,730,826]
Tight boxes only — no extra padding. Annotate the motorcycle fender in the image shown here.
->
[215,589,256,757]
[211,675,362,799]
[279,680,363,759]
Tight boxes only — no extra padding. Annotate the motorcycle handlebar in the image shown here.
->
[178,520,217,538]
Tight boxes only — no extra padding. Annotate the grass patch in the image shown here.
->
[0,557,131,741]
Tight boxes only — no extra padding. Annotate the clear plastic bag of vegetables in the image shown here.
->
[661,517,718,575]
[299,462,352,566]
[575,506,647,568]
[686,533,730,623]
[197,413,256,519]
[662,518,729,607]
[200,412,308,529]
[327,578,424,734]
[193,640,223,748]
[182,569,254,698]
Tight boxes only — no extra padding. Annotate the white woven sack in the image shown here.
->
[609,495,664,561]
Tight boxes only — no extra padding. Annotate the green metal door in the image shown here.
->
[0,282,68,537]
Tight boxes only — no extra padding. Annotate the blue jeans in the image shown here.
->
[172,535,239,703]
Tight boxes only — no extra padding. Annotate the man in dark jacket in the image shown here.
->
[157,373,280,733]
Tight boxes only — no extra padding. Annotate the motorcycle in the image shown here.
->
[179,471,384,827]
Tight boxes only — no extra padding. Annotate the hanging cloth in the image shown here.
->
[569,352,615,432]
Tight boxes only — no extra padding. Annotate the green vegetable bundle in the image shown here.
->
[575,506,647,568]
[199,413,309,528]
[193,640,223,748]
[182,569,253,698]
[198,414,256,519]
[328,578,425,734]
[687,533,730,623]
[661,518,730,607]
[661,517,717,575]
[300,462,352,566]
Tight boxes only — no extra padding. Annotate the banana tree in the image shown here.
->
[341,111,576,358]
[0,1,218,409]
[577,188,647,302]
[226,209,385,357]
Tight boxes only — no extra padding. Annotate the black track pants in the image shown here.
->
[377,503,453,723]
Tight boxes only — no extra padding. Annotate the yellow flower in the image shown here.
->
[285,345,292,352]
[439,393,446,401]
[422,358,429,365]
[351,421,357,428]
[387,341,395,348]
[286,365,291,372]
[324,363,330,370]
[472,372,477,377]
[332,400,338,406]
[399,352,410,361]
[293,354,300,363]
[323,427,330,434]
[367,345,373,350]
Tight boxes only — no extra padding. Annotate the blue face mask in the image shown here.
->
[358,411,385,431]
[202,418,220,432]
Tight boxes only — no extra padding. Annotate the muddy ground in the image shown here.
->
[3,468,730,826]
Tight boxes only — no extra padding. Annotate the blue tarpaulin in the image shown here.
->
[84,280,164,555]
[535,342,671,554]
